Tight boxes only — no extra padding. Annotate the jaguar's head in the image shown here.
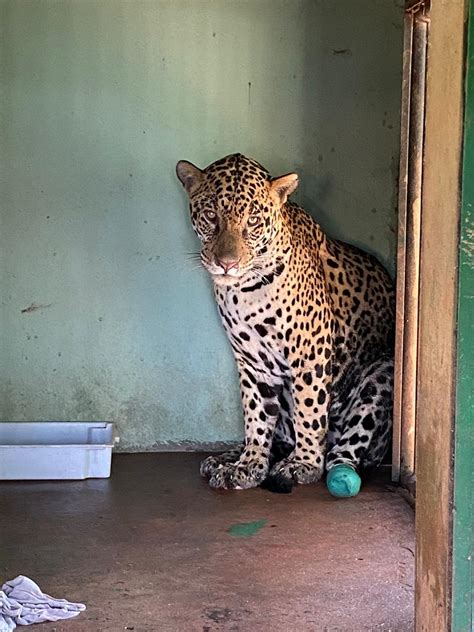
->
[176,153,298,286]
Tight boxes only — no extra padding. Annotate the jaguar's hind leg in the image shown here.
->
[269,394,295,466]
[325,356,393,496]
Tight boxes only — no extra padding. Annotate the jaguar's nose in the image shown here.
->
[215,256,240,274]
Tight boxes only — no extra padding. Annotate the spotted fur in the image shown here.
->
[176,153,394,492]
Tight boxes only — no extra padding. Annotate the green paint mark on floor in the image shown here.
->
[227,519,267,537]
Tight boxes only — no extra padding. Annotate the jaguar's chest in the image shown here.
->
[216,283,277,340]
[214,282,289,373]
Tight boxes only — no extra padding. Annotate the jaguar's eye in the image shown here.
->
[248,215,260,227]
[204,210,217,223]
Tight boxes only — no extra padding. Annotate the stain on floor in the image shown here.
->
[0,454,414,631]
[227,519,267,537]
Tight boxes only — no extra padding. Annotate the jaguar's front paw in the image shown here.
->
[207,462,236,489]
[200,455,223,478]
[269,456,324,486]
[200,446,242,479]
[207,455,269,490]
[229,458,269,489]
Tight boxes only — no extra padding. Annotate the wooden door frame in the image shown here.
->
[413,0,471,629]
[393,0,430,491]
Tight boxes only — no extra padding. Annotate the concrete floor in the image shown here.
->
[0,454,414,631]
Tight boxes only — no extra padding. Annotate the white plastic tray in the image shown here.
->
[0,422,117,480]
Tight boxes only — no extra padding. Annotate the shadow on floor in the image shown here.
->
[0,453,414,631]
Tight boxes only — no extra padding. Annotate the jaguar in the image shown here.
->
[176,153,394,495]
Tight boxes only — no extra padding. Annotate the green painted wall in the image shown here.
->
[0,0,403,450]
[452,0,474,627]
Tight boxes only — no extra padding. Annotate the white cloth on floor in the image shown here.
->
[0,576,85,630]
[0,589,18,632]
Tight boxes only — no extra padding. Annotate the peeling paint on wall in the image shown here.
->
[460,214,474,268]
[21,303,52,314]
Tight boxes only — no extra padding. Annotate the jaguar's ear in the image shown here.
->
[176,160,203,196]
[269,172,299,205]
